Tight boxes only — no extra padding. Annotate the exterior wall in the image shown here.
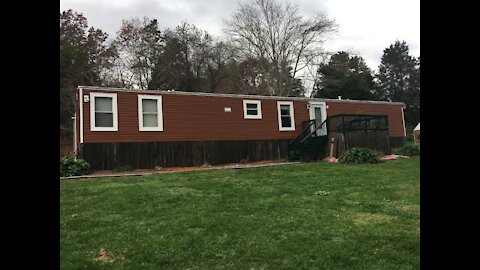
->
[75,87,406,146]
[79,88,309,143]
[74,87,407,168]
[325,100,405,138]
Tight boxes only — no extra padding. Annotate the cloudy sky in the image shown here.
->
[60,0,419,71]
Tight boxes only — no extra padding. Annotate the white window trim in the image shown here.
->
[243,100,262,119]
[90,92,118,131]
[277,101,295,131]
[138,94,163,131]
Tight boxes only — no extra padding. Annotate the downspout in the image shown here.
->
[401,105,406,137]
[72,114,76,157]
[79,87,84,145]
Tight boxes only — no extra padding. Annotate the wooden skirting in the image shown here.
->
[329,131,393,157]
[79,139,291,170]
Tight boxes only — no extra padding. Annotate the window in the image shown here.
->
[138,95,163,131]
[243,100,262,119]
[277,101,295,131]
[90,92,118,131]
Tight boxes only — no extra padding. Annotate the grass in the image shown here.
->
[61,157,420,270]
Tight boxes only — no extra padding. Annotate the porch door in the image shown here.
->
[309,102,327,136]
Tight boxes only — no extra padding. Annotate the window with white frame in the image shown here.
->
[138,95,163,131]
[90,92,118,131]
[243,100,262,119]
[277,101,295,131]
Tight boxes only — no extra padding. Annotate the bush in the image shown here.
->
[339,147,381,164]
[393,145,420,156]
[60,157,91,177]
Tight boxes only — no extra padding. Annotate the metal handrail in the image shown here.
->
[289,118,329,148]
[300,118,328,143]
[288,120,317,147]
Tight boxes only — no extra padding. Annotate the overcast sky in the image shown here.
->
[60,0,419,72]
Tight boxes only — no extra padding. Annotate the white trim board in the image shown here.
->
[73,114,77,155]
[90,92,118,131]
[308,101,327,122]
[77,86,406,106]
[138,94,164,131]
[79,88,84,143]
[243,100,262,119]
[308,101,327,135]
[277,101,295,131]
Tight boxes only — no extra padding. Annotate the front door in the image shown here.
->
[309,102,327,136]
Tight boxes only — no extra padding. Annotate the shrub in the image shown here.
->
[60,157,91,177]
[393,145,420,156]
[339,147,381,164]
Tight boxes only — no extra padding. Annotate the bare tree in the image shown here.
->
[149,22,214,91]
[205,40,238,93]
[113,17,163,89]
[224,0,337,96]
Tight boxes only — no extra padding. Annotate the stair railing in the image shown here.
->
[300,118,329,144]
[289,118,329,150]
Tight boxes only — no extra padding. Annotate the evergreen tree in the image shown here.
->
[374,40,420,127]
[313,51,374,100]
[60,9,117,154]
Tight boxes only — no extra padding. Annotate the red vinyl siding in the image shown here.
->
[76,88,405,144]
[81,89,309,143]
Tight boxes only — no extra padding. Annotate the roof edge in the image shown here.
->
[77,86,406,106]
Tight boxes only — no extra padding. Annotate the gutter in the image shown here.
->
[79,87,84,144]
[77,86,406,107]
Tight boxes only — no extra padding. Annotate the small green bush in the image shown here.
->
[393,145,420,156]
[60,157,91,177]
[339,147,381,164]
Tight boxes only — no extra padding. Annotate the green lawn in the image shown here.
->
[60,157,420,270]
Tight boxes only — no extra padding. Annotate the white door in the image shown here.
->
[309,102,327,136]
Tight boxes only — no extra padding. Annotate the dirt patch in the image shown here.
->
[90,160,288,176]
[94,248,114,263]
[94,248,127,263]
[352,212,396,225]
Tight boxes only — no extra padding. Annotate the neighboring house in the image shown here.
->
[74,86,406,170]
